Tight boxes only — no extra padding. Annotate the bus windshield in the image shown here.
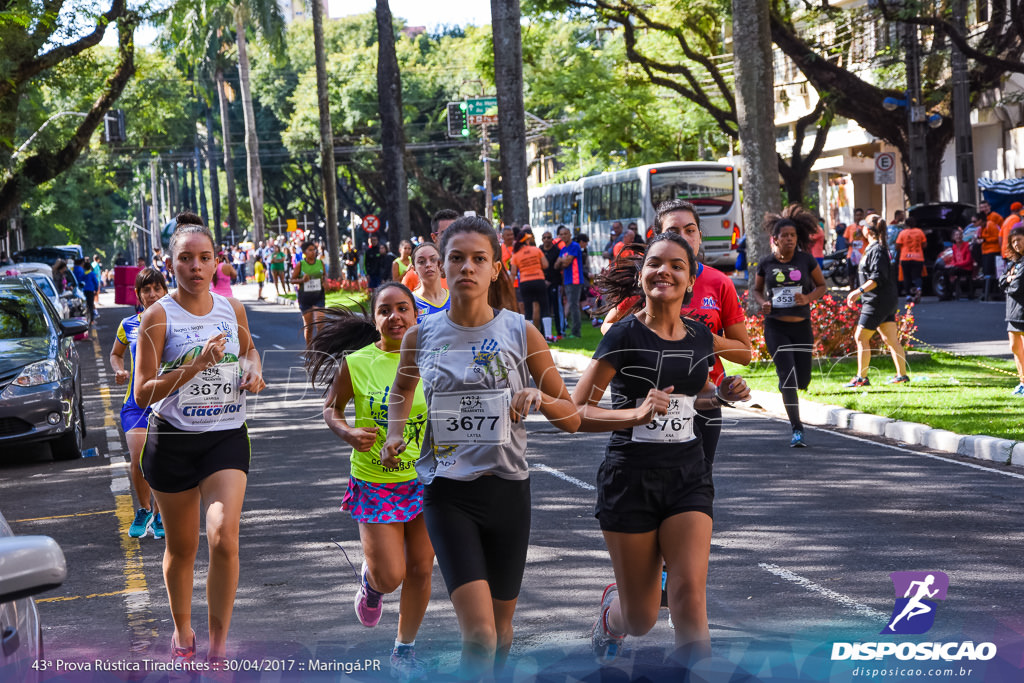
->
[649,168,735,215]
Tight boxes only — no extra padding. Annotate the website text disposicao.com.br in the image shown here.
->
[851,665,979,679]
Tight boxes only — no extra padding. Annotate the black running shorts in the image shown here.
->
[141,414,251,493]
[595,459,713,533]
[423,475,531,601]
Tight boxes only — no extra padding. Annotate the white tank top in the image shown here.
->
[153,293,246,431]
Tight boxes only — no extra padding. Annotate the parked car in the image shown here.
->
[0,276,89,460]
[11,247,79,267]
[3,263,86,319]
[0,508,67,683]
[905,202,976,295]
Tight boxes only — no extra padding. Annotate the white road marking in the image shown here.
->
[531,463,595,491]
[273,344,284,349]
[758,563,888,620]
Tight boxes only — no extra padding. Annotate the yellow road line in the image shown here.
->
[37,587,145,603]
[13,509,115,523]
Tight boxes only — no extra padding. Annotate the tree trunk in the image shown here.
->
[375,0,410,243]
[312,0,341,279]
[206,107,223,244]
[490,0,529,227]
[235,16,265,243]
[732,0,780,311]
[216,67,240,243]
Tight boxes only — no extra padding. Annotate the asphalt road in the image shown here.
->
[3,290,1024,682]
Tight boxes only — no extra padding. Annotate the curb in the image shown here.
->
[546,348,1020,467]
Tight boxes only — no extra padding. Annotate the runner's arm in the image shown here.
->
[383,327,420,460]
[230,298,266,394]
[714,321,753,366]
[600,305,624,335]
[110,338,129,384]
[520,324,580,433]
[323,360,378,451]
[571,358,671,432]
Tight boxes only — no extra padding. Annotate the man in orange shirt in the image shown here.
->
[401,208,458,290]
[895,215,927,303]
[611,229,637,262]
[978,212,1003,299]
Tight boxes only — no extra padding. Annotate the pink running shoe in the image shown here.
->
[354,560,384,627]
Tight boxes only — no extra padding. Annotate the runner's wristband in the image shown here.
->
[713,386,735,408]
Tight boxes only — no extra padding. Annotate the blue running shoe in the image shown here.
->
[1012,383,1024,396]
[790,430,807,448]
[129,508,153,538]
[390,644,427,681]
[152,513,165,540]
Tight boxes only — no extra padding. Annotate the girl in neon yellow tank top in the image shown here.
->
[305,282,432,678]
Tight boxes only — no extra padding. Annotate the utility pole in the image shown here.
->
[150,159,160,248]
[951,0,976,205]
[903,21,930,206]
[312,0,341,279]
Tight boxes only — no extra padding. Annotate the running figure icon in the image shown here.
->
[882,571,949,635]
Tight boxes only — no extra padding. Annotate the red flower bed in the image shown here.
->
[741,292,917,361]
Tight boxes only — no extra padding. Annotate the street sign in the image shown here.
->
[467,97,497,116]
[286,218,297,232]
[874,152,896,185]
[446,102,469,138]
[361,214,380,233]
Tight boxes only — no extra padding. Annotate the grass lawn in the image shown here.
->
[721,353,1023,441]
[546,321,1022,440]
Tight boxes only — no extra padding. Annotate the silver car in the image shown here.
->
[0,508,67,682]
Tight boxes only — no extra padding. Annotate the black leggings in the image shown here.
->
[424,476,531,601]
[695,407,721,465]
[764,317,814,431]
[519,278,549,321]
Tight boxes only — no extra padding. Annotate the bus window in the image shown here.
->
[610,182,621,220]
[649,167,735,215]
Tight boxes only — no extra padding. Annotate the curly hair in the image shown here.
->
[763,204,816,252]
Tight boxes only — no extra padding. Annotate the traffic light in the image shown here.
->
[447,101,469,138]
[102,109,126,143]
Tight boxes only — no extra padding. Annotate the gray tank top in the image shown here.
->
[414,308,530,483]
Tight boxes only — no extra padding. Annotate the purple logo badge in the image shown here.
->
[881,571,949,635]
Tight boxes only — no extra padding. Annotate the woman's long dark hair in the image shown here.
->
[763,204,815,252]
[438,216,517,313]
[304,282,415,387]
[863,215,888,253]
[595,231,698,315]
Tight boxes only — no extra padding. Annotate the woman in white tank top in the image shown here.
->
[383,217,580,678]
[133,212,265,670]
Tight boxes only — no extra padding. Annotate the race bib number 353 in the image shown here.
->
[631,395,696,443]
[772,285,801,308]
[430,389,511,445]
[179,362,240,406]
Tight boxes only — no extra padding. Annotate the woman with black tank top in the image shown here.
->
[752,205,828,448]
[844,216,910,387]
[382,217,580,678]
[574,232,749,666]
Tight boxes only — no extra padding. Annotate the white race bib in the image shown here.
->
[178,362,240,407]
[430,389,511,445]
[631,395,696,443]
[772,285,801,308]
[304,278,322,293]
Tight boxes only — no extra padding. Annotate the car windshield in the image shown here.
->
[0,287,50,339]
[649,167,735,216]
[28,275,56,298]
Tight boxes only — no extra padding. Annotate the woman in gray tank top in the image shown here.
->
[383,217,580,678]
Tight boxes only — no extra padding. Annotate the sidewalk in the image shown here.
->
[547,349,1024,469]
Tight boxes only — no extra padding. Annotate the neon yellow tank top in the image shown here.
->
[395,258,411,277]
[345,343,428,483]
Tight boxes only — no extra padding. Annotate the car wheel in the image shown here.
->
[51,392,84,460]
[932,269,951,301]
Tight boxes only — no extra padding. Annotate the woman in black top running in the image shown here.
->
[844,216,910,387]
[752,205,828,448]
[573,232,749,666]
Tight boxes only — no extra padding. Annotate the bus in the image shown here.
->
[528,161,742,269]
